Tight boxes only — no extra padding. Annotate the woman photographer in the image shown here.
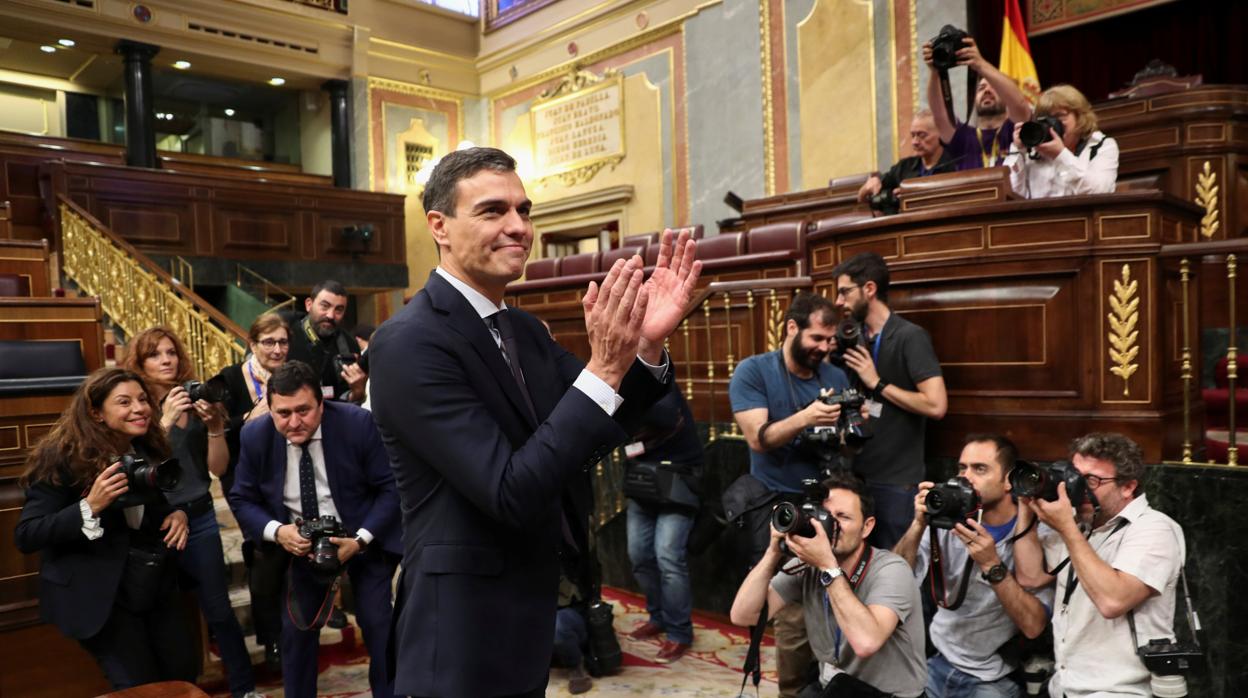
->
[15,367,194,688]
[123,327,258,698]
[212,311,290,664]
[1005,83,1119,198]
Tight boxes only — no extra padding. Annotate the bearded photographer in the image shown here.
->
[893,434,1052,698]
[729,473,926,698]
[285,280,367,403]
[1011,433,1186,698]
[1003,84,1119,198]
[729,291,855,697]
[15,368,193,689]
[856,110,959,215]
[227,360,400,698]
[832,252,946,551]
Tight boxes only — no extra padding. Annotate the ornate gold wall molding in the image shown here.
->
[1195,160,1220,239]
[759,0,777,196]
[1107,263,1141,396]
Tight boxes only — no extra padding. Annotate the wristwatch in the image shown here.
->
[982,563,1008,585]
[353,535,369,551]
[818,567,844,587]
[872,379,889,400]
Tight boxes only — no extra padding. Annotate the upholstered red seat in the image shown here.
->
[560,251,601,277]
[601,245,646,270]
[524,257,560,280]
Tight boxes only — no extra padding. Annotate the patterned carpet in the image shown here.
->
[213,587,777,697]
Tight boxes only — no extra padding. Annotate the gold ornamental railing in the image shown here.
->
[59,197,247,379]
[237,263,297,312]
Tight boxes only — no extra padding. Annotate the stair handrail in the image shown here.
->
[236,263,297,312]
[58,195,247,379]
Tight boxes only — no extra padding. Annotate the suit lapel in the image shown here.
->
[318,406,344,514]
[513,317,556,422]
[425,272,539,430]
[268,425,288,520]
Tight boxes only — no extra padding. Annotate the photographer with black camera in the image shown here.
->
[729,473,925,697]
[923,29,1032,172]
[285,280,367,404]
[831,252,946,551]
[228,361,401,698]
[16,368,194,689]
[857,110,959,215]
[123,327,259,697]
[729,291,855,697]
[1003,84,1119,198]
[893,435,1052,697]
[1012,433,1188,698]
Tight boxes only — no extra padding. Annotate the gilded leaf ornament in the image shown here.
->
[1195,160,1220,239]
[1107,264,1141,395]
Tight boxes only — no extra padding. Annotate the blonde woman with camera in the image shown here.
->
[1005,84,1119,198]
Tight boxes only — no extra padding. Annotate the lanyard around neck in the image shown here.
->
[824,546,875,663]
[976,126,1001,168]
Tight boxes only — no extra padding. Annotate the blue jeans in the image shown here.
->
[866,482,917,551]
[927,652,1023,698]
[178,508,255,697]
[626,500,694,644]
[552,607,588,667]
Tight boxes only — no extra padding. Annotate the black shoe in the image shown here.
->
[327,606,348,629]
[264,642,281,669]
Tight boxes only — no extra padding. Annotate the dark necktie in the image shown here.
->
[490,310,538,423]
[298,443,319,521]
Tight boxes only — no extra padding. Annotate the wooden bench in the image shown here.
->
[0,239,52,297]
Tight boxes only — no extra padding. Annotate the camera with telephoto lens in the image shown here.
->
[929,25,970,71]
[332,353,357,376]
[1008,459,1090,506]
[298,515,345,581]
[830,319,868,363]
[925,476,981,530]
[113,454,181,507]
[181,376,230,404]
[772,479,839,555]
[1019,115,1066,150]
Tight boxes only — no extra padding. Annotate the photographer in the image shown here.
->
[729,291,854,697]
[856,110,959,215]
[1012,433,1186,698]
[923,34,1032,171]
[123,327,257,697]
[212,311,290,668]
[893,434,1051,697]
[1003,84,1119,198]
[729,473,925,698]
[285,280,366,404]
[624,381,703,663]
[228,360,400,698]
[831,252,946,550]
[15,368,194,689]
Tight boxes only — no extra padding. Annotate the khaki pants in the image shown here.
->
[774,602,815,698]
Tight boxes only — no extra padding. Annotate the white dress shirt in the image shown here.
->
[261,425,373,545]
[435,266,667,416]
[1004,130,1119,199]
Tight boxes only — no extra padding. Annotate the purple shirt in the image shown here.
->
[946,120,1015,171]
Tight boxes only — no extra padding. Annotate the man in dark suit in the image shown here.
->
[228,360,400,698]
[368,146,701,698]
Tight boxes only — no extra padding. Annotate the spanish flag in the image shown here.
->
[1000,0,1040,107]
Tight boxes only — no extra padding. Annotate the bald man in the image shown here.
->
[857,111,958,215]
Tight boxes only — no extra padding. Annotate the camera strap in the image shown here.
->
[926,527,974,611]
[1129,538,1201,653]
[738,600,768,697]
[937,68,958,130]
[1057,518,1130,607]
[285,557,344,632]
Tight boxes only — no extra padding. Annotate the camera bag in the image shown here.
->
[622,459,700,509]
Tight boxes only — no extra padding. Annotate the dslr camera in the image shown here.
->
[332,353,357,376]
[929,25,970,71]
[298,515,345,581]
[113,454,181,507]
[181,376,230,404]
[1019,115,1067,153]
[925,476,981,530]
[772,478,839,551]
[1009,459,1090,506]
[830,319,868,363]
[868,188,900,215]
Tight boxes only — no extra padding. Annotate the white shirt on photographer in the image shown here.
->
[1004,130,1119,199]
[259,425,373,545]
[1041,494,1185,697]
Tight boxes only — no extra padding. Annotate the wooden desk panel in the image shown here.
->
[0,239,51,296]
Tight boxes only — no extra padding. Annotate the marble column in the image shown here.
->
[323,79,352,189]
[115,40,160,169]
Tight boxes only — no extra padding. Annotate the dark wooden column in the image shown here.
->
[323,79,352,189]
[115,40,160,169]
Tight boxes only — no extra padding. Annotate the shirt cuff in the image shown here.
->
[573,370,625,416]
[355,528,374,545]
[79,499,103,540]
[638,348,671,382]
[263,520,282,542]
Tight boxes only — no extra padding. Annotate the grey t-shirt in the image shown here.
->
[771,548,926,697]
[916,517,1055,681]
[165,417,211,507]
[851,313,942,484]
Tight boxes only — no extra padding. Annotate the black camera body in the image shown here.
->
[868,189,899,215]
[930,25,970,71]
[332,353,357,376]
[926,476,981,530]
[1138,638,1204,676]
[772,479,838,546]
[182,376,230,404]
[114,455,181,507]
[831,319,868,363]
[299,515,345,580]
[1009,459,1090,506]
[1019,115,1066,150]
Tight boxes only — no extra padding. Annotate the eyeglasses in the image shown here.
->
[836,285,860,299]
[257,338,289,349]
[1084,474,1118,489]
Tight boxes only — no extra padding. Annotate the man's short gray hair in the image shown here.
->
[1069,432,1145,483]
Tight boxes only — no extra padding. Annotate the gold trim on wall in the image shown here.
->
[759,0,776,195]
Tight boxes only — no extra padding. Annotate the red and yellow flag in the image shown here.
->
[1000,0,1041,107]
